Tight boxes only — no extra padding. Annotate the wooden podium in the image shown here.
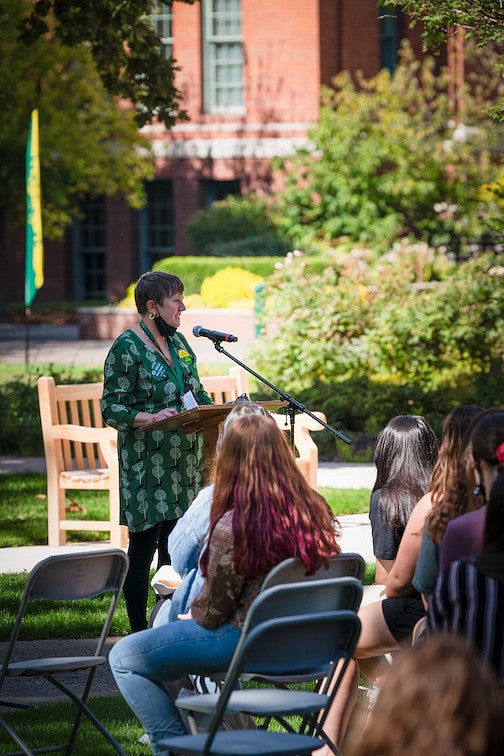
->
[145,402,287,470]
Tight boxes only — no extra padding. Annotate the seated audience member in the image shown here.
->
[360,415,438,653]
[411,406,483,603]
[346,634,504,756]
[428,415,504,684]
[151,402,272,627]
[368,415,438,588]
[317,416,438,754]
[109,413,340,755]
[439,409,504,572]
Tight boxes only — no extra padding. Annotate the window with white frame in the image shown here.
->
[145,1,173,59]
[203,0,244,113]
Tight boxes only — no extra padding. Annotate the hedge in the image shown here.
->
[153,255,332,296]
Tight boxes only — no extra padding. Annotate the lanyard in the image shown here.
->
[167,338,187,396]
[139,321,188,396]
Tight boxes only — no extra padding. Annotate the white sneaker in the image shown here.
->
[137,732,150,746]
[150,565,182,596]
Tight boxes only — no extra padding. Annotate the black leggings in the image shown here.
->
[123,519,177,633]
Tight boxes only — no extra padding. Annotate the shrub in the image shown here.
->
[200,267,264,308]
[116,254,332,305]
[0,368,103,456]
[248,247,504,461]
[0,379,43,456]
[206,233,291,257]
[253,248,504,394]
[186,194,283,254]
[153,256,282,297]
[272,43,501,257]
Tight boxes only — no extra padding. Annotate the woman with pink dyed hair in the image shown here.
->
[110,412,340,755]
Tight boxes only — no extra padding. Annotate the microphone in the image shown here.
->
[192,325,238,343]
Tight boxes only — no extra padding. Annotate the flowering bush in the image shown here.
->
[251,248,504,450]
[200,267,264,308]
[272,43,502,257]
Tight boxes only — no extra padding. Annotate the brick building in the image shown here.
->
[5,0,426,308]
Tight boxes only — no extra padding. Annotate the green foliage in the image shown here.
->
[17,0,196,129]
[186,194,285,255]
[0,368,103,456]
[393,0,504,122]
[387,1,504,51]
[366,254,504,388]
[152,255,283,297]
[207,233,291,258]
[118,254,331,307]
[251,248,504,455]
[0,0,155,240]
[0,380,44,456]
[272,42,503,255]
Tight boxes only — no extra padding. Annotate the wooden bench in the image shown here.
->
[38,370,323,547]
[199,366,250,403]
[270,411,326,490]
[202,370,325,487]
[37,377,127,548]
[37,368,250,547]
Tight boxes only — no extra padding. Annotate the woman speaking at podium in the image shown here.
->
[101,271,213,633]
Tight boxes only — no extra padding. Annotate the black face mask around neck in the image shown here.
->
[154,314,177,338]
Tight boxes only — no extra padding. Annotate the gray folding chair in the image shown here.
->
[0,549,129,756]
[161,605,361,756]
[176,578,362,753]
[261,551,366,589]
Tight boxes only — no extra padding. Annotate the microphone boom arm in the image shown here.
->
[210,340,351,445]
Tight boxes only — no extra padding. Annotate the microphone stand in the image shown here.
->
[209,339,351,447]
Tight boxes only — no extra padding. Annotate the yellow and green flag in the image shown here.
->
[25,108,44,308]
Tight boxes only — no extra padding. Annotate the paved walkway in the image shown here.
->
[0,322,250,368]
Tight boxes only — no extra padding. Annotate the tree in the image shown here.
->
[386,1,504,119]
[0,0,178,242]
[385,1,504,48]
[271,43,502,255]
[18,0,197,129]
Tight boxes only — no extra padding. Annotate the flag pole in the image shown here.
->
[25,108,44,372]
[25,308,31,371]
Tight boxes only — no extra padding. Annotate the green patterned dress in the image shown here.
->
[101,328,213,532]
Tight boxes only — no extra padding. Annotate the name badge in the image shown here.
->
[152,361,168,380]
[181,390,198,411]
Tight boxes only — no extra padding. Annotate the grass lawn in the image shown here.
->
[0,696,147,755]
[0,471,374,752]
[0,569,137,641]
[0,472,373,640]
[0,473,370,549]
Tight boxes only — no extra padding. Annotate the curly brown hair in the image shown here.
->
[425,405,482,547]
[348,634,504,756]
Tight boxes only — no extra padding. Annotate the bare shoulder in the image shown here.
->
[412,492,433,520]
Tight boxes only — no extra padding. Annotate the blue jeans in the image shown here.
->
[109,618,241,755]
